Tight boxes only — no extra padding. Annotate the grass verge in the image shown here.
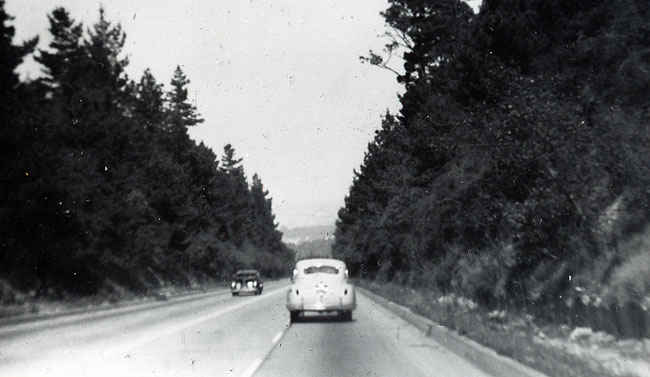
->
[0,278,228,324]
[357,279,648,377]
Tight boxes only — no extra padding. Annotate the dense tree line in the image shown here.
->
[334,0,650,310]
[0,3,293,298]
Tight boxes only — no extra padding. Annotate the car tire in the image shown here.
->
[289,311,300,323]
[232,292,238,297]
[341,310,352,321]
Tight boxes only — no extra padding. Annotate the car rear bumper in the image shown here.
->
[231,287,260,294]
[286,290,356,312]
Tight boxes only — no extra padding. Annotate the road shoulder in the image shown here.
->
[359,286,550,377]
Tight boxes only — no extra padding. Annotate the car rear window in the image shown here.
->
[235,274,257,279]
[303,265,339,274]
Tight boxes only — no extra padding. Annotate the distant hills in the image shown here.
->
[280,224,335,245]
[280,225,335,260]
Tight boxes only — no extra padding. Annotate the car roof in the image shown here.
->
[295,258,346,269]
[235,269,259,275]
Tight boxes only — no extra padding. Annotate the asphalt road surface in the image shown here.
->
[0,281,491,377]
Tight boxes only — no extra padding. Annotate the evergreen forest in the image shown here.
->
[1,3,293,299]
[333,0,650,313]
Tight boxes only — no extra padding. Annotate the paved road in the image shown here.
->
[0,281,491,377]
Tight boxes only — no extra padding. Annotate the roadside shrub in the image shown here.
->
[605,251,650,306]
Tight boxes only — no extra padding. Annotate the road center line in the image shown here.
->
[272,330,283,345]
[240,324,288,377]
[100,287,286,358]
[240,358,264,377]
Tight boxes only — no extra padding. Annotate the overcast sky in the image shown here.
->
[8,0,479,229]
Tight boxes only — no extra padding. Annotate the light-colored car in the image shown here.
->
[286,258,356,323]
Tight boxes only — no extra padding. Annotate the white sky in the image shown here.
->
[8,0,480,228]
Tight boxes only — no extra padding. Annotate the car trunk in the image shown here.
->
[297,273,344,308]
[235,276,258,289]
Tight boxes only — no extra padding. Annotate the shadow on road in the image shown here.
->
[292,313,355,324]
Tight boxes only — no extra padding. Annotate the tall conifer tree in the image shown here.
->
[166,65,204,133]
[35,8,83,94]
[134,68,165,132]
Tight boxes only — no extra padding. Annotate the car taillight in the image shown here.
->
[231,282,236,288]
[252,281,257,287]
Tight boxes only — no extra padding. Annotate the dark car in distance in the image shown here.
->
[231,269,263,296]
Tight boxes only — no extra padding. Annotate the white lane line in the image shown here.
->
[240,358,264,377]
[239,325,288,377]
[272,330,283,345]
[100,287,286,358]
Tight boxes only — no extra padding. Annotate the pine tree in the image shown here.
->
[0,1,82,291]
[32,7,84,134]
[0,0,37,127]
[134,68,165,132]
[220,143,244,174]
[35,7,83,94]
[35,6,131,148]
[249,173,279,248]
[379,0,474,121]
[166,65,203,133]
[0,0,38,200]
[81,6,129,118]
[219,144,250,245]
